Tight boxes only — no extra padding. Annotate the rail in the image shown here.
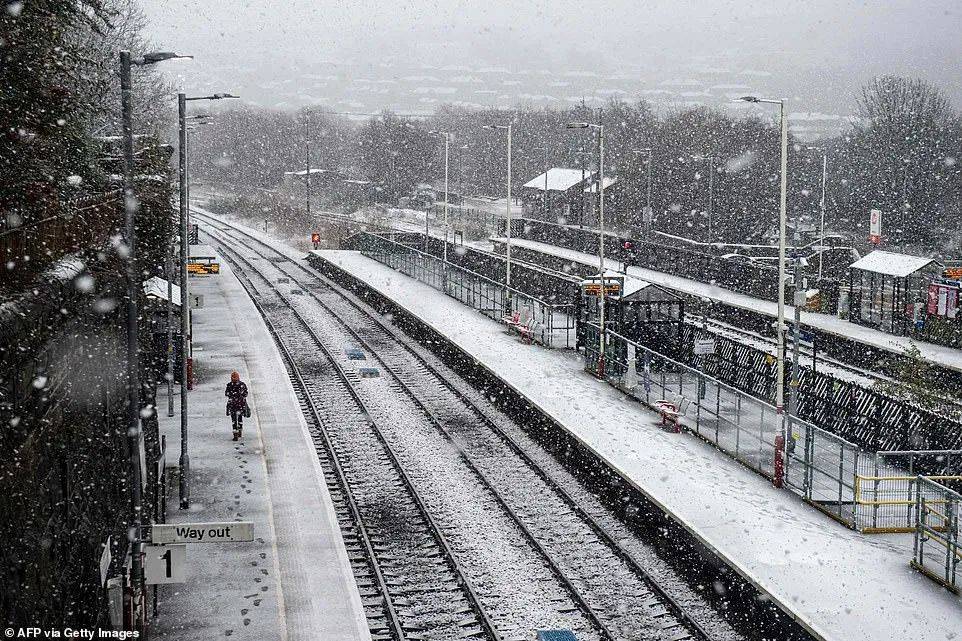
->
[357,231,576,348]
[204,218,717,640]
[912,476,961,593]
[213,230,502,640]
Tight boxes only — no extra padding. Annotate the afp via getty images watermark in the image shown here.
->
[5,629,139,639]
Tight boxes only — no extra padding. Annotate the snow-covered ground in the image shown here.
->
[153,257,370,641]
[304,247,961,641]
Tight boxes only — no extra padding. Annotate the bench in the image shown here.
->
[653,397,691,432]
[502,307,542,344]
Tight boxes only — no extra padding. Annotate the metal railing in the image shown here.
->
[358,232,576,348]
[582,322,862,524]
[854,450,962,532]
[912,476,961,593]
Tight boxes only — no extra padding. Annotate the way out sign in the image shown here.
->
[145,544,186,585]
[152,521,254,544]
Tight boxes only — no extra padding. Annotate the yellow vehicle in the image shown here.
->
[188,244,220,274]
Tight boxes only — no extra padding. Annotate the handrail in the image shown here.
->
[361,231,572,311]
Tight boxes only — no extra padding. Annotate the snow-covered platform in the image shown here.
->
[493,236,962,373]
[153,260,370,641]
[309,247,960,641]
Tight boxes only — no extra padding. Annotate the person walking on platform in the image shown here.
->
[225,371,249,440]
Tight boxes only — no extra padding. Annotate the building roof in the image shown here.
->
[584,176,619,193]
[849,250,939,278]
[523,168,594,192]
[581,270,678,301]
[143,276,181,306]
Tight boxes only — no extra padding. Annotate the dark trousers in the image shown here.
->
[231,410,244,431]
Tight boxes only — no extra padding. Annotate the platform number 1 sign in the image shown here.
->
[144,544,186,585]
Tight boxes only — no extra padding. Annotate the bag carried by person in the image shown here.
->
[243,402,251,418]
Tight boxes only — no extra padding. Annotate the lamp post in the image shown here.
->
[739,95,790,486]
[121,49,190,622]
[483,123,513,291]
[632,148,653,235]
[691,154,715,245]
[806,146,829,280]
[567,121,607,377]
[428,130,451,269]
[177,91,238,510]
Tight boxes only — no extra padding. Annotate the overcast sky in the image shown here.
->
[142,0,962,113]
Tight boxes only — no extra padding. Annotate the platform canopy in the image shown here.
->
[849,250,939,278]
[523,167,595,192]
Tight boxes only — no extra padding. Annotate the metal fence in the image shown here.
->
[912,476,961,593]
[854,450,962,533]
[358,232,576,348]
[582,322,863,524]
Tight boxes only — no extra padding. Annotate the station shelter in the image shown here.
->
[577,270,683,374]
[848,250,942,335]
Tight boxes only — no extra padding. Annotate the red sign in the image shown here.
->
[869,209,882,244]
[311,233,320,243]
[928,283,959,318]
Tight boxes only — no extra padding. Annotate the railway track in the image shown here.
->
[197,213,742,641]
[222,241,500,641]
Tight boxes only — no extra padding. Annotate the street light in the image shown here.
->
[691,154,715,245]
[428,130,451,271]
[632,148,653,235]
[120,48,190,625]
[805,146,829,280]
[738,95,790,486]
[177,90,238,511]
[567,121,608,377]
[483,123,513,291]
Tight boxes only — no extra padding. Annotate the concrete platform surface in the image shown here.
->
[153,258,370,641]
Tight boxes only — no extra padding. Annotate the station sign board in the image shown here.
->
[144,544,186,585]
[151,521,254,544]
[943,267,962,281]
[581,276,623,297]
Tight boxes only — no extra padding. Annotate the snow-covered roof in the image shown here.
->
[849,251,939,278]
[584,176,619,193]
[143,276,181,305]
[523,168,594,192]
[580,269,675,301]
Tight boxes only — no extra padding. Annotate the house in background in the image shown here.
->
[520,168,595,223]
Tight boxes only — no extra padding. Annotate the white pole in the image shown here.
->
[777,101,788,420]
[708,156,714,245]
[818,152,827,280]
[443,133,449,267]
[598,124,606,376]
[506,123,512,291]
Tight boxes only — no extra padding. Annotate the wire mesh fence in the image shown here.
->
[912,476,961,593]
[358,232,576,348]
